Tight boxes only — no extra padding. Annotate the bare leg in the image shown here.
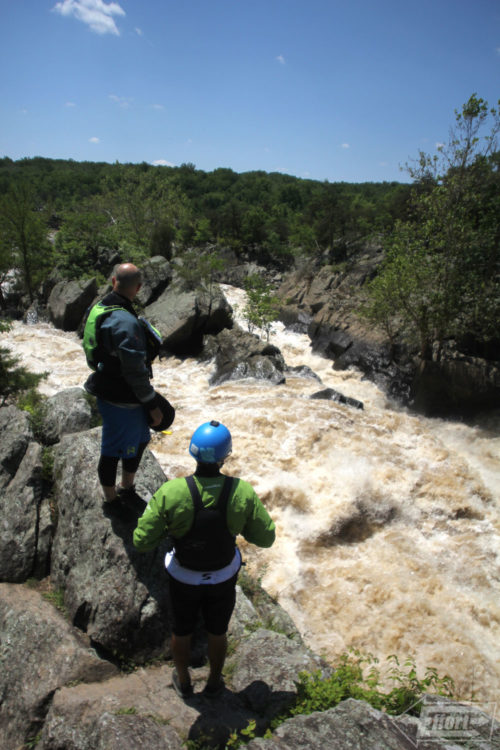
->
[206,632,227,687]
[102,485,118,501]
[120,469,136,490]
[171,633,192,687]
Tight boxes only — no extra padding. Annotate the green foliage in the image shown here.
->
[242,275,280,341]
[363,94,500,358]
[226,719,257,748]
[41,447,54,483]
[115,706,138,715]
[271,651,455,731]
[16,387,48,438]
[176,247,226,311]
[42,587,67,615]
[24,733,42,749]
[0,157,412,279]
[0,181,53,300]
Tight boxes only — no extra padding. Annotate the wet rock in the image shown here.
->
[145,283,233,355]
[285,364,322,382]
[0,583,117,750]
[42,387,98,445]
[204,327,286,386]
[48,278,98,332]
[310,387,364,410]
[50,429,171,662]
[0,441,52,582]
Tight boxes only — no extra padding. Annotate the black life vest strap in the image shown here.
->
[185,475,234,519]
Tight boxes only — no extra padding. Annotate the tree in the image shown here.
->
[242,274,280,341]
[362,95,500,359]
[0,182,52,301]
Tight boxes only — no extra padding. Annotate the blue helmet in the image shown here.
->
[189,421,232,463]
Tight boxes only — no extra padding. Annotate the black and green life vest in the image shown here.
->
[82,302,162,371]
[174,476,236,571]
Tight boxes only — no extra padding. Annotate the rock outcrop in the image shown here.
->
[144,283,233,355]
[276,249,500,416]
[48,278,98,331]
[203,327,286,386]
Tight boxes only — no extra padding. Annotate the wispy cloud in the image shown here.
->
[276,54,285,65]
[135,27,143,36]
[65,101,76,107]
[341,143,350,149]
[52,0,125,36]
[152,159,174,167]
[89,136,100,143]
[109,93,133,108]
[152,104,165,110]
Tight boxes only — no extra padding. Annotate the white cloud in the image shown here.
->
[341,143,350,149]
[276,54,285,65]
[65,101,76,107]
[152,159,174,167]
[89,136,100,143]
[109,93,132,108]
[435,141,445,149]
[135,27,143,36]
[53,0,125,36]
[152,104,165,110]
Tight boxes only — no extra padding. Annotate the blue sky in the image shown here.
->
[1,0,498,183]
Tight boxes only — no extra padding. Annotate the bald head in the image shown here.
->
[112,263,142,300]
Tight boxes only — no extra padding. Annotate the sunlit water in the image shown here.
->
[3,285,499,703]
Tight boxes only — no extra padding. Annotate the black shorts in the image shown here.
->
[167,573,238,637]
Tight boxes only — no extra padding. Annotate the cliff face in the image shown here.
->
[1,396,499,749]
[276,247,500,417]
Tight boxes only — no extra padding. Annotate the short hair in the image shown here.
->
[113,263,142,290]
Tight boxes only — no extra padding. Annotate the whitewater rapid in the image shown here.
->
[3,284,499,703]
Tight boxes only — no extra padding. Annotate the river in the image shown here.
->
[3,284,499,703]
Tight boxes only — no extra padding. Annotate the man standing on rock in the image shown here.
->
[133,420,275,699]
[83,262,173,512]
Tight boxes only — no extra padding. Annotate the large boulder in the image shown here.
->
[50,429,171,662]
[246,698,420,750]
[203,327,286,386]
[48,277,98,331]
[0,405,33,491]
[0,440,52,582]
[229,628,331,718]
[135,255,173,307]
[144,283,233,355]
[0,583,117,750]
[41,387,99,445]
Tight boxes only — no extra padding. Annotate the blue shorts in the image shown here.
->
[97,399,150,458]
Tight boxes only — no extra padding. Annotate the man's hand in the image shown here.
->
[149,406,163,427]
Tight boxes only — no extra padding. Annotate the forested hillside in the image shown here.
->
[0,154,410,287]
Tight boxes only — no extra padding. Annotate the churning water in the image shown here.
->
[3,284,499,702]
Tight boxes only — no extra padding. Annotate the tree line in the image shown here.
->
[0,155,411,297]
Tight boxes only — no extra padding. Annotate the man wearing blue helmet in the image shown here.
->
[133,420,275,700]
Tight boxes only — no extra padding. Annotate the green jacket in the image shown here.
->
[133,474,275,553]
